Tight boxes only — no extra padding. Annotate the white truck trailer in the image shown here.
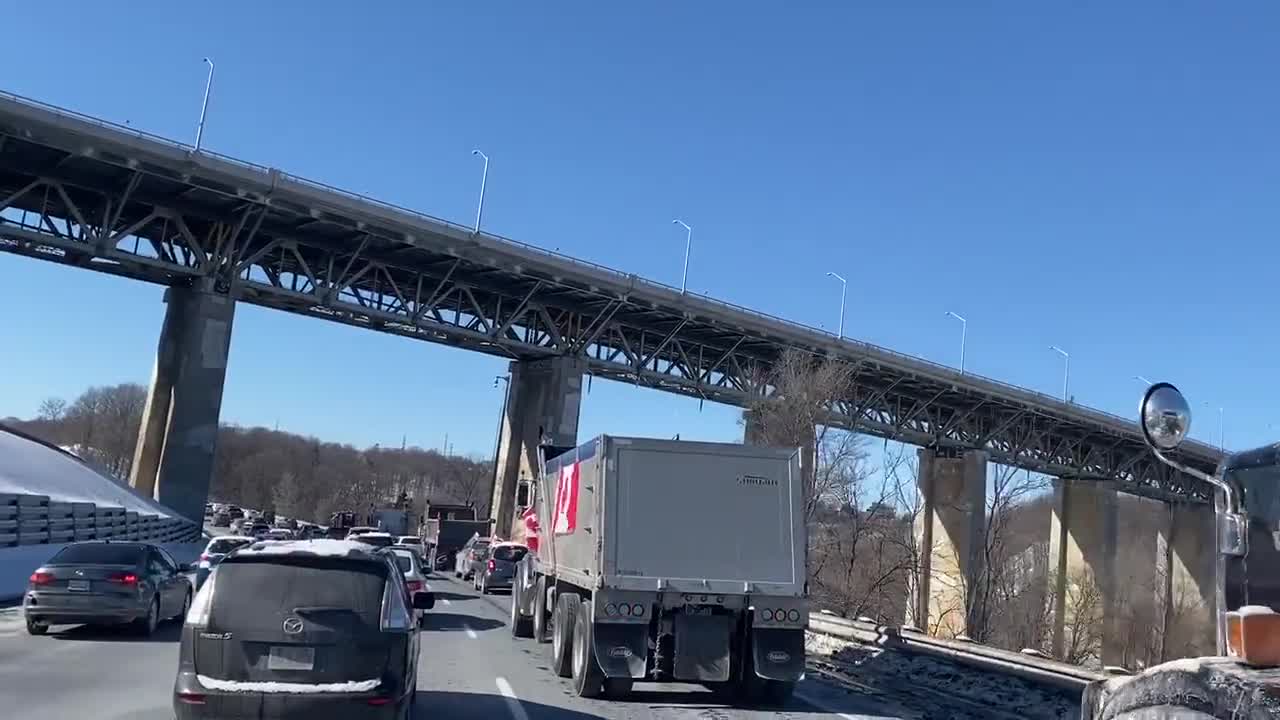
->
[507,435,807,703]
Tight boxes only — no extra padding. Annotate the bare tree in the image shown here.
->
[37,397,67,421]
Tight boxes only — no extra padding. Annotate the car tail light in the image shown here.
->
[29,570,53,586]
[366,696,393,706]
[176,692,206,705]
[108,572,139,585]
[199,553,210,563]
[1227,606,1280,666]
[487,559,496,572]
[406,580,423,593]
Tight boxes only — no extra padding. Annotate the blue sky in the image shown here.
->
[2,2,1278,458]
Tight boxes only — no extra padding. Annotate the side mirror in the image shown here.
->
[1139,382,1192,451]
[412,591,435,611]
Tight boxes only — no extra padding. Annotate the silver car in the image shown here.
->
[196,536,253,589]
[387,547,429,626]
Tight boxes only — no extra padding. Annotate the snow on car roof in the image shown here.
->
[207,535,252,543]
[234,539,378,558]
[0,425,181,519]
[350,531,393,538]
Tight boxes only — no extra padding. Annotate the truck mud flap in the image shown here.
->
[592,623,648,679]
[751,628,805,681]
[674,614,732,682]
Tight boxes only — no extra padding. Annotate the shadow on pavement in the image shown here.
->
[413,690,606,719]
[420,612,504,633]
[430,591,477,603]
[48,619,182,643]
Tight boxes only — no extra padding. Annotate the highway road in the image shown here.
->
[0,573,925,720]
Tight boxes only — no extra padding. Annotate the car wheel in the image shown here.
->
[480,576,489,595]
[570,599,605,698]
[551,592,578,678]
[25,617,48,636]
[135,595,160,636]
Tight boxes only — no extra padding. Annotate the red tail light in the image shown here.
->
[487,559,496,572]
[366,696,393,706]
[108,572,139,585]
[176,692,206,705]
[29,571,53,586]
[405,580,423,593]
[198,553,210,563]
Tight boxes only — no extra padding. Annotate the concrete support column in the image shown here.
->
[1157,503,1217,659]
[489,356,584,538]
[128,286,235,525]
[1048,478,1119,665]
[911,448,988,638]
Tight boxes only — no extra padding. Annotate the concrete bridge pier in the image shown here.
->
[911,448,988,638]
[1157,502,1217,657]
[489,356,584,538]
[1049,478,1119,665]
[129,285,236,526]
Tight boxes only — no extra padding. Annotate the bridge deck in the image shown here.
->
[0,90,1219,501]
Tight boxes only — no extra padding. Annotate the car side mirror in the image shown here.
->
[412,591,435,611]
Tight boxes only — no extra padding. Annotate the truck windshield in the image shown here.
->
[1226,464,1280,612]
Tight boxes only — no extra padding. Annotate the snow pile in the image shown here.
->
[237,539,371,558]
[196,676,380,693]
[0,428,176,518]
[806,630,1081,720]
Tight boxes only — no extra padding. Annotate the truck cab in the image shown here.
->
[1082,383,1280,718]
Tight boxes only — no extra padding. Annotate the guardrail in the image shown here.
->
[807,612,1104,693]
[0,492,200,548]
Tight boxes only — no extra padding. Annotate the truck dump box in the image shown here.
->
[538,435,805,597]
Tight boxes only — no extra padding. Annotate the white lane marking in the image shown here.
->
[495,676,529,720]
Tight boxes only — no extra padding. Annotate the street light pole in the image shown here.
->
[1134,375,1152,385]
[1049,345,1070,402]
[827,272,847,339]
[194,57,215,152]
[945,311,967,374]
[471,149,489,234]
[672,220,692,294]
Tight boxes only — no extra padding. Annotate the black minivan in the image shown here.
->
[173,539,433,719]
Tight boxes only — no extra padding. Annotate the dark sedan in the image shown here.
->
[475,542,528,594]
[23,541,194,636]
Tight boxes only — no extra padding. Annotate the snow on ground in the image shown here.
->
[806,630,1083,720]
[0,427,176,518]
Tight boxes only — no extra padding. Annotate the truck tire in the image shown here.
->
[570,599,606,698]
[510,580,534,638]
[551,592,578,678]
[533,576,551,644]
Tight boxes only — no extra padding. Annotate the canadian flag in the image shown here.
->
[552,462,579,535]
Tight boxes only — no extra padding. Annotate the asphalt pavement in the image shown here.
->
[0,569,919,720]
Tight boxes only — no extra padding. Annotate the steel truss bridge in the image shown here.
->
[0,90,1220,502]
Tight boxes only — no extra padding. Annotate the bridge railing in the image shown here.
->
[0,89,1220,458]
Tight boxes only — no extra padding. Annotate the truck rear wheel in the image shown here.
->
[510,580,533,638]
[551,592,578,678]
[570,599,605,698]
[533,576,550,643]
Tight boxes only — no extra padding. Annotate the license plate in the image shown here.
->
[67,580,90,592]
[268,646,315,671]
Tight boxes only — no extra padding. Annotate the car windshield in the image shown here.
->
[391,553,414,573]
[493,545,527,562]
[211,559,386,630]
[49,544,144,565]
[206,538,251,554]
[397,537,421,545]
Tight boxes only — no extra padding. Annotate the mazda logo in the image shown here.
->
[282,617,304,634]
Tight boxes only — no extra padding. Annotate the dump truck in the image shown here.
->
[1081,383,1280,718]
[434,518,493,572]
[507,435,807,703]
